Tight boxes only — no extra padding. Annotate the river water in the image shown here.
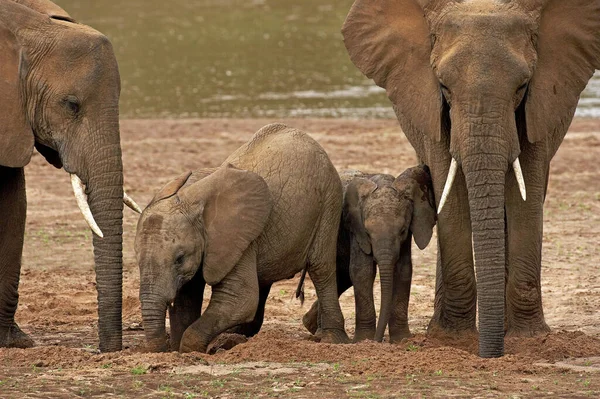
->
[55,0,600,119]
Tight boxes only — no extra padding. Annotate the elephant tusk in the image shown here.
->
[513,158,527,202]
[71,174,104,238]
[437,158,458,214]
[123,192,142,213]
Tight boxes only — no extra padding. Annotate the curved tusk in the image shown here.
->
[123,192,142,213]
[71,174,104,238]
[437,158,458,214]
[513,158,527,202]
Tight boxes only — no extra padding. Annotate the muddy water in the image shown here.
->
[55,0,600,119]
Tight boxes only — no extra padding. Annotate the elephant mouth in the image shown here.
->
[70,174,142,237]
[34,140,142,235]
[437,157,527,214]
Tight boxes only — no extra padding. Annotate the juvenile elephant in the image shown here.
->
[136,123,349,353]
[303,166,436,343]
[342,0,600,357]
[0,0,140,351]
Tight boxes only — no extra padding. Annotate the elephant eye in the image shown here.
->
[440,83,451,102]
[175,254,185,266]
[63,96,81,115]
[517,82,528,93]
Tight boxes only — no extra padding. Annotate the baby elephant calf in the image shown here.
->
[136,123,349,353]
[303,166,436,343]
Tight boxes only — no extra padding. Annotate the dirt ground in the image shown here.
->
[1,118,599,398]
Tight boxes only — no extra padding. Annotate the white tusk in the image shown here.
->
[71,174,104,238]
[513,158,527,202]
[437,158,458,214]
[123,192,142,213]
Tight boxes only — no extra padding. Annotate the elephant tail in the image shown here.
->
[295,266,308,305]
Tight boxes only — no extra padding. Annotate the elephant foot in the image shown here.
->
[207,333,248,355]
[179,329,208,353]
[302,306,319,335]
[319,328,350,344]
[505,320,551,338]
[353,328,375,343]
[145,337,169,353]
[0,323,34,349]
[427,314,476,337]
[389,329,412,344]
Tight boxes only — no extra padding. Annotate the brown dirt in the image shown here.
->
[1,118,599,398]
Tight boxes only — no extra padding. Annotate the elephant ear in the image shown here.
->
[180,163,272,286]
[344,177,377,255]
[524,0,600,145]
[395,165,436,250]
[14,0,74,22]
[148,171,193,206]
[0,24,33,167]
[342,0,442,142]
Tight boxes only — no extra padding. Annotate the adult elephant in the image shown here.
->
[342,0,600,357]
[0,0,139,352]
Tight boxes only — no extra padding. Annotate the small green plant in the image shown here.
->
[101,363,112,369]
[130,365,147,375]
[211,379,226,388]
[279,289,287,296]
[406,344,419,352]
[184,393,197,399]
[434,370,443,376]
[333,362,341,371]
[583,380,591,388]
[159,384,175,398]
[532,385,539,391]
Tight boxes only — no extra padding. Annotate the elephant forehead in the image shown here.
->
[142,214,164,231]
[364,193,407,219]
[437,4,536,36]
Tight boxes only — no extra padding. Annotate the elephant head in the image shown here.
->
[344,165,436,342]
[135,164,272,351]
[0,0,141,351]
[342,0,600,356]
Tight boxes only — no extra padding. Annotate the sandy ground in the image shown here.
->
[1,118,599,398]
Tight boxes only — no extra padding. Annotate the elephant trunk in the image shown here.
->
[140,291,169,352]
[84,123,124,352]
[461,135,509,358]
[374,251,396,342]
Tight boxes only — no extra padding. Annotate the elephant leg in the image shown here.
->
[168,272,205,351]
[0,167,33,349]
[229,283,272,337]
[389,236,412,343]
[428,155,477,334]
[307,219,349,344]
[505,143,550,336]
[349,240,376,342]
[179,246,259,353]
[303,250,352,335]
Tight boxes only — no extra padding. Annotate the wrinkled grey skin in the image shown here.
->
[342,0,600,357]
[0,0,124,351]
[303,166,436,343]
[136,123,349,353]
